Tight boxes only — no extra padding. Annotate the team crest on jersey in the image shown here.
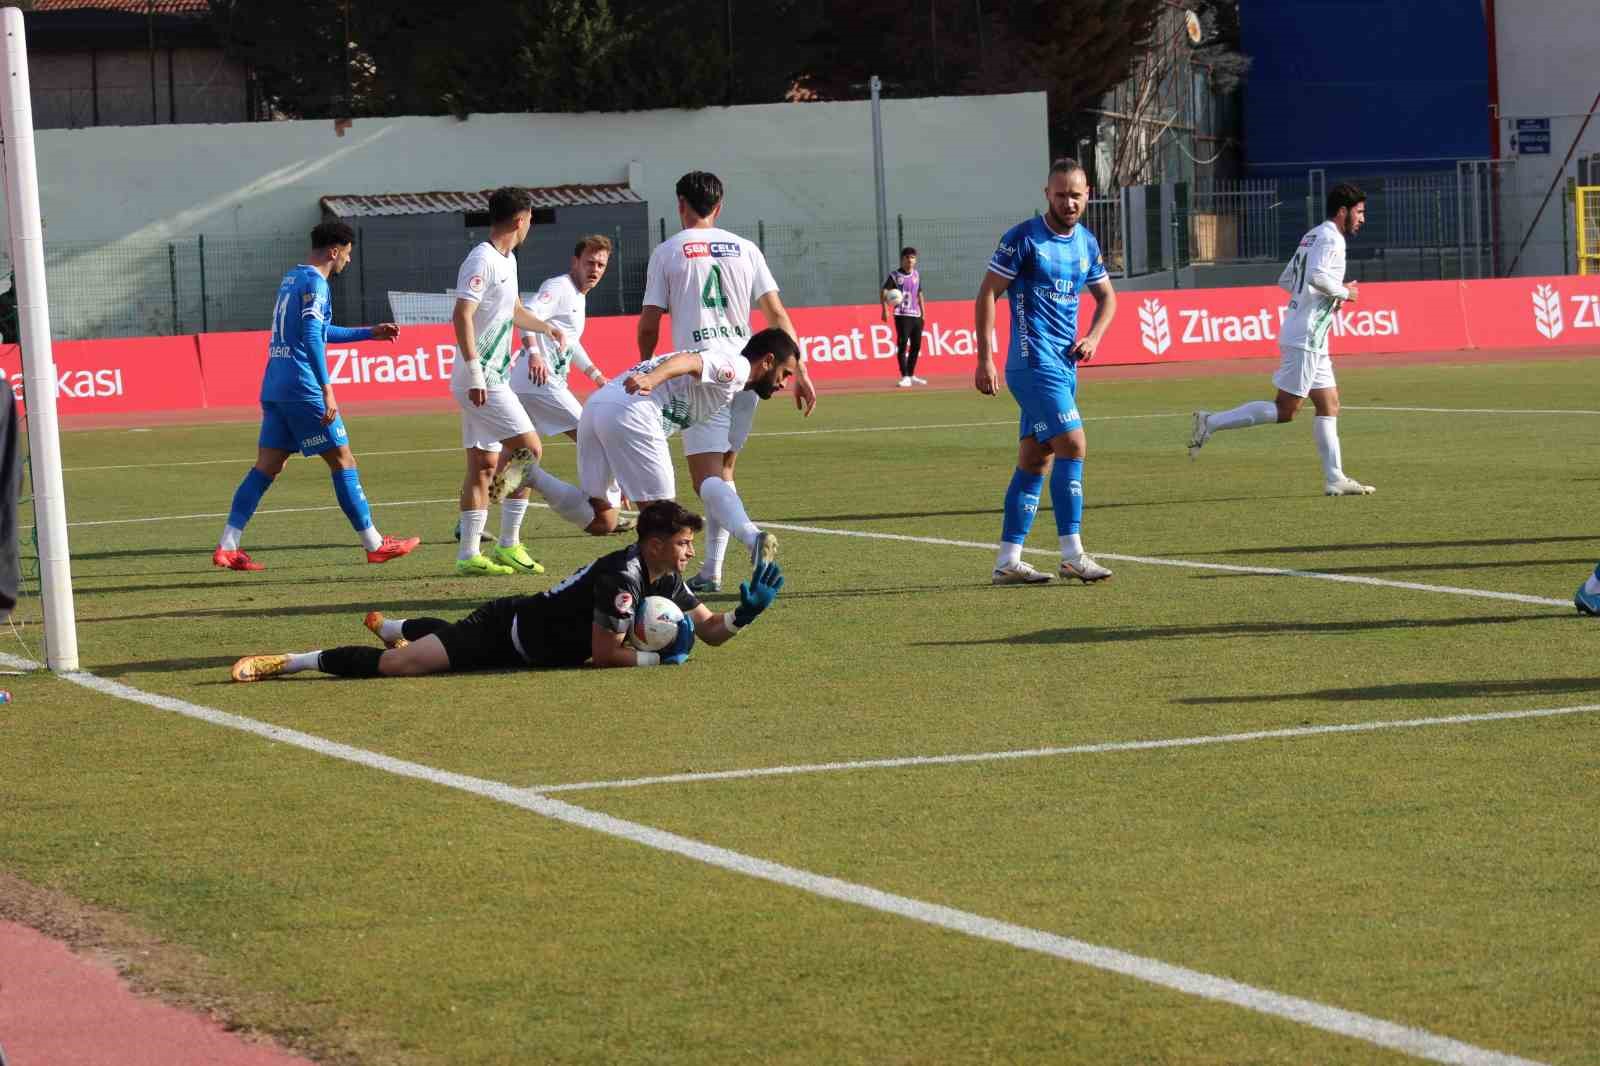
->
[614,591,635,615]
[715,366,735,384]
[302,292,316,304]
[468,274,485,293]
[1079,258,1089,272]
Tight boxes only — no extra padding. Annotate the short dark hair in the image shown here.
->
[743,327,800,366]
[1326,182,1366,218]
[573,234,613,257]
[900,246,918,258]
[636,499,703,542]
[311,221,355,250]
[1048,157,1086,181]
[488,186,534,225]
[676,171,724,218]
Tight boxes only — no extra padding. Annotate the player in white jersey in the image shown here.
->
[519,329,800,544]
[1186,183,1377,496]
[450,187,567,577]
[512,234,611,437]
[638,171,817,592]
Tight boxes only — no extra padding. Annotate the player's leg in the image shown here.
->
[314,440,421,564]
[1311,380,1374,495]
[561,426,633,532]
[230,634,453,682]
[894,316,911,386]
[991,367,1053,585]
[214,404,297,571]
[526,401,624,535]
[454,389,525,575]
[1046,425,1110,583]
[686,450,736,591]
[906,317,927,384]
[489,428,546,575]
[1574,561,1600,615]
[691,393,775,579]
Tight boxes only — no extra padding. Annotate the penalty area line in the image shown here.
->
[0,649,1547,1066]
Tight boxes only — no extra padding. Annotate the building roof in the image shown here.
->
[32,0,210,13]
[321,184,644,218]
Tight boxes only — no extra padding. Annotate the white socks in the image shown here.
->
[700,480,735,578]
[359,526,383,552]
[1313,416,1343,482]
[283,651,322,675]
[525,466,595,529]
[457,509,488,560]
[699,477,760,552]
[219,525,244,551]
[378,617,407,643]
[1060,534,1083,559]
[499,497,529,547]
[1208,400,1278,432]
[995,542,1023,569]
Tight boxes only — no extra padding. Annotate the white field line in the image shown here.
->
[51,504,1570,608]
[530,703,1600,794]
[0,648,1546,1066]
[1345,405,1600,416]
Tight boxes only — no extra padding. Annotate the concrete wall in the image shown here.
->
[10,92,1047,337]
[1493,0,1600,276]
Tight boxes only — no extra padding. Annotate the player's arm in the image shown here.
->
[1305,239,1354,302]
[690,562,783,646]
[299,288,341,425]
[637,305,665,359]
[326,322,399,343]
[880,275,898,322]
[570,340,606,386]
[624,351,702,396]
[756,290,815,416]
[512,298,565,350]
[1072,277,1117,362]
[973,270,1011,396]
[589,623,663,668]
[451,296,489,405]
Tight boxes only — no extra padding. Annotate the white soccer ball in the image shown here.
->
[883,287,903,307]
[628,595,684,652]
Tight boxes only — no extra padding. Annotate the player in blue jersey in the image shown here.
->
[974,158,1118,586]
[212,221,420,572]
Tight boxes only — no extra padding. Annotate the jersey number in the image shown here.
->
[1289,249,1308,294]
[271,291,291,343]
[701,265,729,311]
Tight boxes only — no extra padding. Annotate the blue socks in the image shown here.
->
[1051,458,1084,536]
[1001,468,1045,544]
[332,467,374,533]
[227,467,274,531]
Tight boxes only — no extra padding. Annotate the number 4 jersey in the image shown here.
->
[1277,220,1351,356]
[642,228,779,353]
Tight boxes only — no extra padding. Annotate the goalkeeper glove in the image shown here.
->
[733,562,784,628]
[661,616,696,665]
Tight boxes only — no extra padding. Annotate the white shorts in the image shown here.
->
[1271,345,1336,397]
[577,394,676,503]
[453,385,535,452]
[681,388,760,456]
[511,382,583,437]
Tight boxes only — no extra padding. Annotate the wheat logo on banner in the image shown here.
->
[1139,298,1171,356]
[1532,283,1564,341]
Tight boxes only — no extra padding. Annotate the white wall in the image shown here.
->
[1493,0,1600,275]
[9,92,1046,337]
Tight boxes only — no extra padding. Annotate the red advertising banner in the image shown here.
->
[0,335,204,416]
[16,273,1597,423]
[1456,274,1600,350]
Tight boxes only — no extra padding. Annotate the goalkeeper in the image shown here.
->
[229,501,784,681]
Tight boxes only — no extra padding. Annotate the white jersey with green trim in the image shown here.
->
[642,227,778,353]
[450,241,520,388]
[596,349,751,437]
[1277,220,1351,356]
[515,273,586,389]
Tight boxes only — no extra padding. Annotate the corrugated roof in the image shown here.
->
[321,184,644,218]
[32,0,211,13]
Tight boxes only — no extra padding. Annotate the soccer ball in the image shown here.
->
[628,595,684,652]
[883,288,904,308]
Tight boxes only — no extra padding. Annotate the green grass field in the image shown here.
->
[2,357,1598,1065]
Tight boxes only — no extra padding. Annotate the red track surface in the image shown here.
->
[6,339,1596,1064]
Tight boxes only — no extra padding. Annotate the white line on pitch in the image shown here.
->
[758,522,1573,608]
[1,650,1545,1066]
[530,704,1600,794]
[1345,405,1600,416]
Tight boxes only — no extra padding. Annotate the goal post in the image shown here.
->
[1577,186,1600,276]
[1,6,78,672]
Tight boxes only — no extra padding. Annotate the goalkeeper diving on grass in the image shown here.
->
[229,500,784,681]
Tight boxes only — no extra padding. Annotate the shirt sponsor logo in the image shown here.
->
[683,242,710,258]
[708,241,741,257]
[614,591,635,615]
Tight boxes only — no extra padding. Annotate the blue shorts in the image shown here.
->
[259,400,349,457]
[1005,361,1082,444]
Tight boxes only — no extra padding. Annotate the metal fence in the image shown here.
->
[1187,178,1280,263]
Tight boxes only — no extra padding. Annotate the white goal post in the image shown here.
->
[2,7,78,671]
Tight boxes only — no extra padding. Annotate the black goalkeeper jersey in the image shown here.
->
[511,544,700,666]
